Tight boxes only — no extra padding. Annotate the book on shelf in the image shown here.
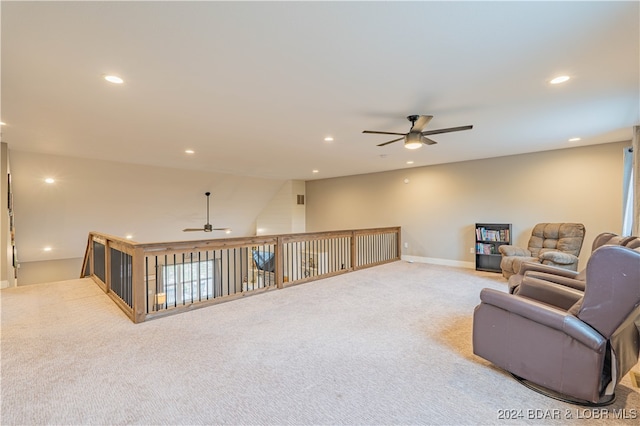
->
[476,243,498,255]
[476,226,509,242]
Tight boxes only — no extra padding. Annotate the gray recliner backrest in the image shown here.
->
[591,232,624,251]
[577,245,640,338]
[575,246,640,386]
[573,233,638,281]
[624,237,640,249]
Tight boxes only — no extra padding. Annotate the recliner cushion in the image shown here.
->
[528,223,585,257]
[556,223,586,256]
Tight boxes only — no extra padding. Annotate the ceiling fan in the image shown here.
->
[182,192,230,233]
[363,115,473,149]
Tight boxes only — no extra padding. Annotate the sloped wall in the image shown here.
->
[255,180,305,235]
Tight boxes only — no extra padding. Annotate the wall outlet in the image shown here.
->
[403,242,409,249]
[469,247,475,254]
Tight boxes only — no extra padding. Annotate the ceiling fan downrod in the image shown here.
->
[204,192,212,232]
[407,115,419,130]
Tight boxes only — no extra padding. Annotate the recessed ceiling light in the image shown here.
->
[312,169,319,174]
[406,161,414,165]
[45,178,55,184]
[324,136,334,142]
[550,75,570,85]
[125,234,133,239]
[104,75,124,84]
[43,247,52,252]
[225,230,232,234]
[568,137,581,142]
[185,149,195,154]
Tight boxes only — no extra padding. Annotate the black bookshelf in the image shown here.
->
[475,223,512,273]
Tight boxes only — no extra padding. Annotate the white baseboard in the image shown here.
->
[401,255,475,269]
[1,280,11,289]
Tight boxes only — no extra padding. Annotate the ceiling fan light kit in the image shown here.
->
[404,133,423,150]
[363,114,473,149]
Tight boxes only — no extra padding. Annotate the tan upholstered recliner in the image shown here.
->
[498,223,585,279]
[473,245,640,404]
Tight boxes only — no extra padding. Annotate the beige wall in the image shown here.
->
[306,142,629,270]
[18,258,83,286]
[1,142,17,288]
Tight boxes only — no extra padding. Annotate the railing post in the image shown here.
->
[275,236,284,289]
[80,233,93,278]
[132,246,146,323]
[396,227,402,260]
[105,240,112,294]
[89,237,94,277]
[350,231,357,270]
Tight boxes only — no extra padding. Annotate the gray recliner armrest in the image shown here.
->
[499,245,531,257]
[517,277,583,310]
[539,250,579,265]
[517,261,579,278]
[523,271,586,291]
[478,288,605,350]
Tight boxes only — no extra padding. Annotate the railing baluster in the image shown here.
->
[226,249,230,296]
[213,251,218,298]
[171,254,176,307]
[157,256,162,310]
[205,250,210,300]
[323,239,327,274]
[233,248,238,294]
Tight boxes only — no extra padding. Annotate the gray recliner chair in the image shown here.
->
[507,232,639,294]
[499,223,585,279]
[473,245,640,404]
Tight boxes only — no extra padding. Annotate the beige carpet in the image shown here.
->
[1,261,638,425]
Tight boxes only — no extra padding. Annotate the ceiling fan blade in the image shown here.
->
[411,115,433,132]
[422,136,438,145]
[363,130,407,136]
[377,137,404,147]
[213,228,231,231]
[422,125,473,136]
[183,228,205,232]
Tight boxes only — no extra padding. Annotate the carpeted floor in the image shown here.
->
[1,261,638,425]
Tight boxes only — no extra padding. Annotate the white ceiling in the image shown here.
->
[2,1,639,181]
